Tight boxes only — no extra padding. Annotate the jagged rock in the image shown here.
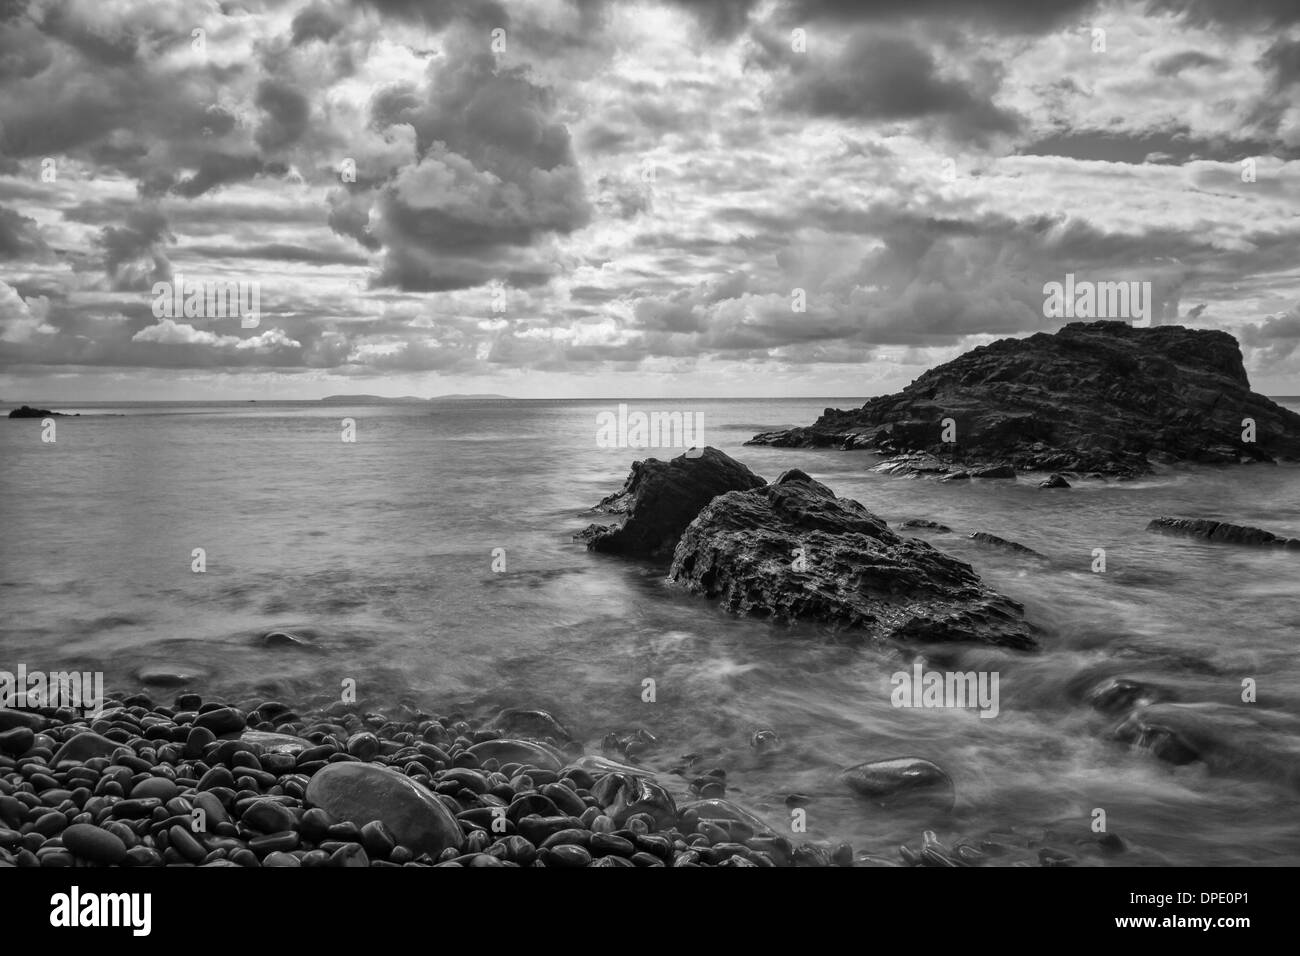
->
[1040,474,1071,489]
[971,464,1016,479]
[667,469,1039,649]
[747,322,1300,477]
[575,447,766,558]
[967,532,1046,558]
[1147,517,1300,549]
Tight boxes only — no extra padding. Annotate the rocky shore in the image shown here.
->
[747,322,1300,479]
[0,692,1131,868]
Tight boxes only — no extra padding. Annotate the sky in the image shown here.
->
[1,0,1299,401]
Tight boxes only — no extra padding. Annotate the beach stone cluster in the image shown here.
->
[0,694,863,868]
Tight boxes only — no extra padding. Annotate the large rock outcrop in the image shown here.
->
[667,469,1039,649]
[747,322,1300,478]
[575,447,766,558]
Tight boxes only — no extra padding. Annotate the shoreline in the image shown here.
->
[0,690,1114,868]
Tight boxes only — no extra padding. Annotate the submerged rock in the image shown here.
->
[967,532,1046,558]
[900,519,953,533]
[679,798,781,841]
[305,762,464,857]
[1112,702,1300,790]
[1146,517,1300,549]
[491,707,573,742]
[841,757,955,811]
[575,446,766,558]
[465,738,564,771]
[135,664,207,687]
[1082,677,1171,716]
[669,469,1039,649]
[747,322,1300,477]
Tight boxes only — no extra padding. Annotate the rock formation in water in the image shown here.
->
[667,468,1039,649]
[574,446,766,558]
[747,321,1300,479]
[8,405,74,418]
[1146,517,1300,549]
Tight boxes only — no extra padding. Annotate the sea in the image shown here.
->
[3,396,1299,866]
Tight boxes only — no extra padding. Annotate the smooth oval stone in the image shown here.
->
[52,732,120,765]
[130,777,179,801]
[466,739,563,772]
[678,799,780,841]
[0,727,35,757]
[243,799,296,834]
[238,730,313,755]
[305,762,463,858]
[346,732,381,762]
[0,710,49,731]
[194,708,245,736]
[539,782,587,817]
[840,757,955,811]
[545,844,592,868]
[62,824,128,865]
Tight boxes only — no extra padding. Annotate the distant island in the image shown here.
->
[318,393,510,403]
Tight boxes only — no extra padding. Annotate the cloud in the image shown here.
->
[96,207,173,291]
[765,30,1021,147]
[0,206,50,259]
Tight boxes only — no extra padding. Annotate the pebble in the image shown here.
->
[61,824,128,865]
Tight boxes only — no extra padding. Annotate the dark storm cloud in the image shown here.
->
[0,206,49,259]
[291,1,346,45]
[766,31,1020,146]
[352,0,509,30]
[172,155,271,199]
[1146,0,1300,27]
[96,208,173,291]
[770,0,1098,32]
[1153,50,1227,75]
[1261,37,1300,88]
[255,80,312,152]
